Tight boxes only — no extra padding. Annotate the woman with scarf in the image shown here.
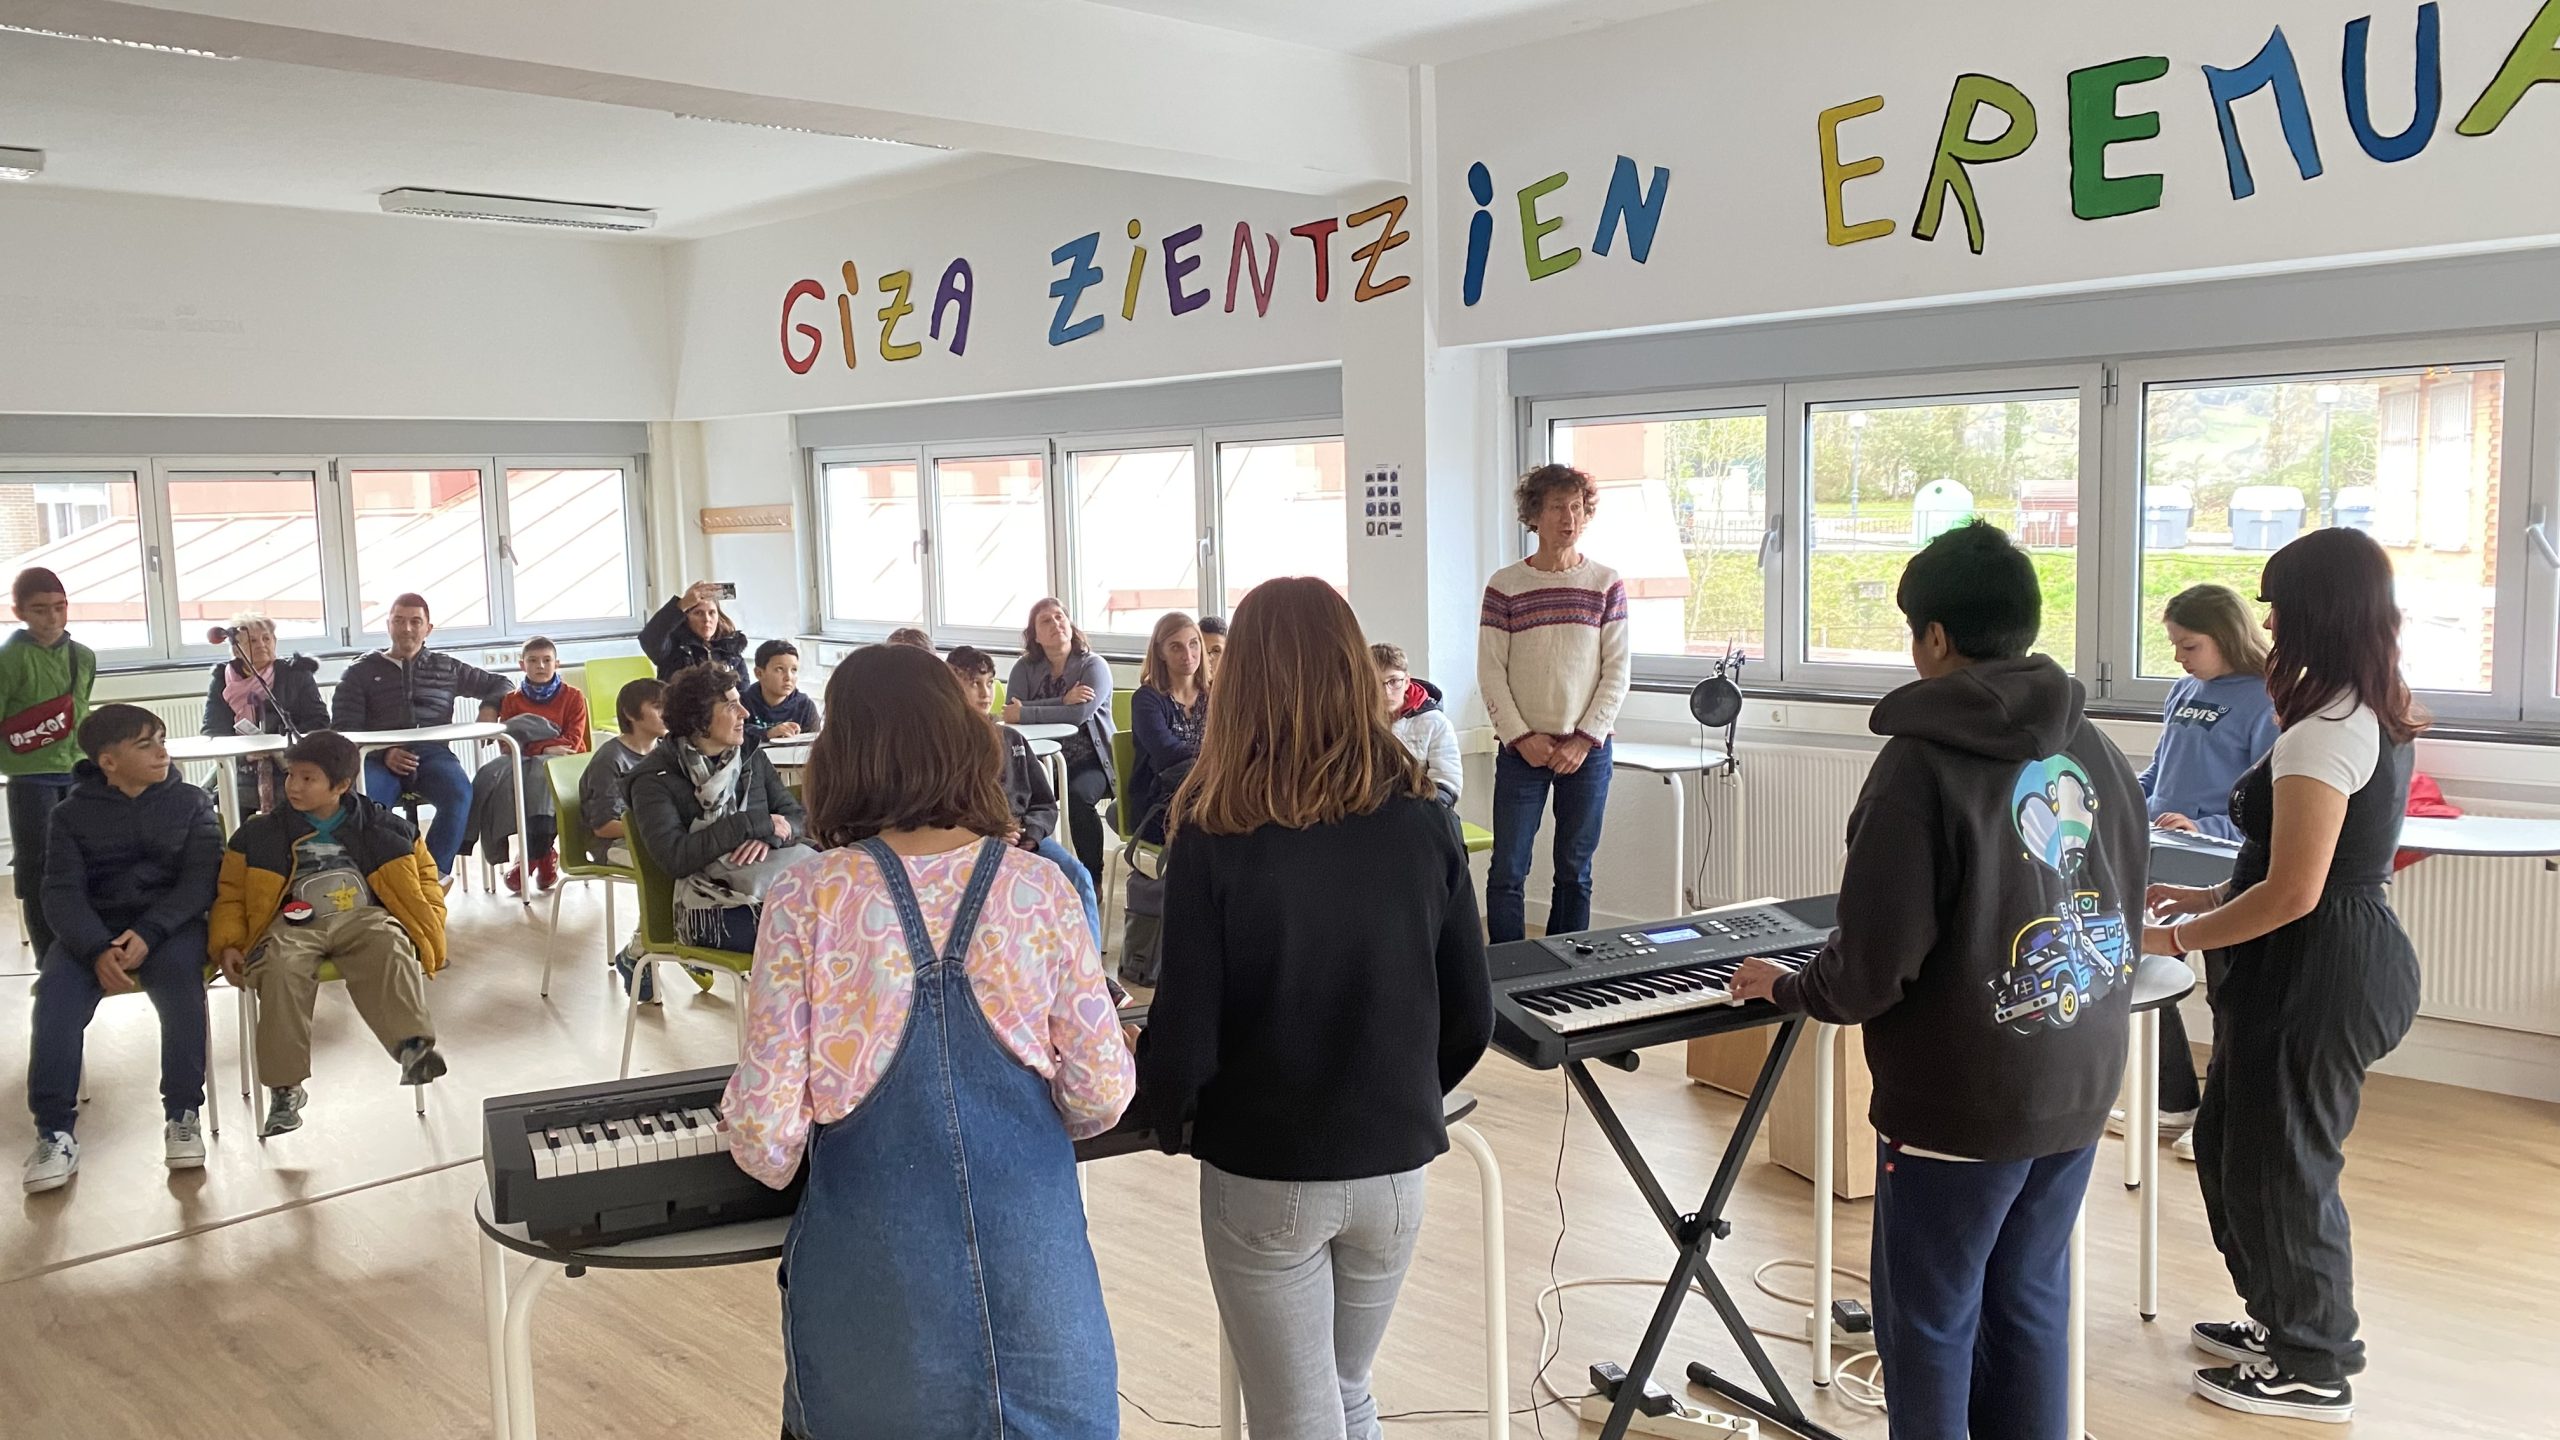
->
[627,662,813,952]
[200,611,328,813]
[640,581,753,690]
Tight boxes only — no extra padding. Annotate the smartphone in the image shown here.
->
[713,581,739,600]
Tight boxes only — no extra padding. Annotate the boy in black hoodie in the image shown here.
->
[22,704,223,1192]
[1734,523,2146,1440]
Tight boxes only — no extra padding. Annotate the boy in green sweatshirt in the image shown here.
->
[2,568,97,961]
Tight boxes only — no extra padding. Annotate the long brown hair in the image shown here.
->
[1139,610,1202,694]
[1019,597,1091,660]
[2260,528,2426,745]
[1170,577,1427,838]
[803,645,1013,848]
[2161,584,2268,679]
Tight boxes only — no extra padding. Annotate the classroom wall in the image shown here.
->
[1,187,671,421]
[1433,0,2560,346]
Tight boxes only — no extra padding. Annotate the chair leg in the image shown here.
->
[604,883,619,968]
[414,1081,426,1117]
[540,882,564,998]
[617,959,651,1080]
[237,986,255,1101]
[732,972,748,1059]
[203,1006,220,1139]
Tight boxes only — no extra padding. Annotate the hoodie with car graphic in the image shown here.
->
[1771,656,2148,1161]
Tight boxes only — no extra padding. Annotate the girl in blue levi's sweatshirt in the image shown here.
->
[2141,585,2278,840]
[2130,584,2277,1141]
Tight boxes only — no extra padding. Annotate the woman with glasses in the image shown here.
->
[625,662,812,952]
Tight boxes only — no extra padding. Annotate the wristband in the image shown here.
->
[2171,920,2193,955]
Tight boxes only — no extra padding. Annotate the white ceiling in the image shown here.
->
[0,30,972,239]
[1092,0,1705,64]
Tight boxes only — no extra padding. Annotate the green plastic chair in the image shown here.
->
[990,678,1006,717]
[1460,821,1494,855]
[1110,686,1132,734]
[236,957,430,1127]
[1101,728,1165,968]
[579,655,657,742]
[542,752,639,998]
[619,818,756,1080]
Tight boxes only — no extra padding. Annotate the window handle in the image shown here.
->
[1756,519,1782,572]
[2530,507,2560,570]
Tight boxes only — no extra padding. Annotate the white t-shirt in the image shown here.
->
[2270,696,2380,797]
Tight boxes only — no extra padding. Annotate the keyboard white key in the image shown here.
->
[549,1126,584,1175]
[579,1122,617,1170]
[1544,984,1737,1034]
[529,1128,560,1179]
[607,1120,643,1167]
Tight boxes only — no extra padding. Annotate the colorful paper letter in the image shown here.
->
[1591,156,1671,262]
[1516,172,1580,280]
[876,271,921,362]
[930,259,973,356]
[1912,74,2039,254]
[1047,233,1105,346]
[1346,196,1413,302]
[1291,218,1339,303]
[2068,56,2170,220]
[2344,6,2441,162]
[1817,97,1895,246]
[2205,27,2326,200]
[1122,219,1148,321]
[1462,161,1495,306]
[2457,0,2560,137]
[835,261,859,370]
[780,279,825,375]
[1163,224,1211,316]
[1226,222,1280,316]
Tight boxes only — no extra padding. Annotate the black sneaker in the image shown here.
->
[396,1038,448,1086]
[260,1084,307,1138]
[2191,1317,2272,1364]
[2194,1360,2353,1422]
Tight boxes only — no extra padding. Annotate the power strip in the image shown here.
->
[1810,1309,1878,1355]
[1573,1394,1757,1439]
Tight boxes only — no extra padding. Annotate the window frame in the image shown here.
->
[923,437,1056,650]
[2528,330,2560,728]
[0,455,161,665]
[2098,336,2540,726]
[493,455,649,640]
[807,444,930,638]
[1527,386,1784,686]
[1057,428,1212,648]
[1205,421,1353,614]
[332,455,503,648]
[152,455,347,662]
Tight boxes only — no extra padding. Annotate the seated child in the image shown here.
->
[22,704,222,1192]
[1374,642,1462,804]
[743,640,820,745]
[211,731,449,1138]
[579,678,673,1000]
[493,635,590,894]
[947,645,1100,942]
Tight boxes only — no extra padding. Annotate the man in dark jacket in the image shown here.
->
[1733,523,2147,1440]
[22,705,223,1191]
[329,592,514,880]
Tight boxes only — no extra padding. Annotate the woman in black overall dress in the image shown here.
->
[2142,527,2423,1425]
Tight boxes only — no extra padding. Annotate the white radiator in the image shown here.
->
[2391,804,2560,1037]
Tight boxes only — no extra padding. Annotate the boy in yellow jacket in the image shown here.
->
[211,731,448,1137]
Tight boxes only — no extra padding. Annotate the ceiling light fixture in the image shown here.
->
[0,147,43,181]
[0,22,238,60]
[672,113,951,150]
[378,188,656,232]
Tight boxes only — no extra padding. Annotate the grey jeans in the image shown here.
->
[1199,1162,1427,1440]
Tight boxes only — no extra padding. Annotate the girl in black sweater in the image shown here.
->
[1137,577,1491,1440]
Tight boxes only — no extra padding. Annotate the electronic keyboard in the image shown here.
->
[1486,896,1838,1070]
[486,1009,1162,1248]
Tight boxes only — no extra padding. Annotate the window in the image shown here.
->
[820,458,923,627]
[1072,445,1199,637]
[346,468,490,632]
[0,472,149,653]
[503,466,635,625]
[1804,393,2082,671]
[932,453,1048,631]
[1551,412,1767,660]
[1215,437,1347,606]
[2136,365,2505,694]
[164,471,327,643]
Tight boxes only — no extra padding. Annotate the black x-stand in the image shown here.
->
[1571,1017,1850,1440]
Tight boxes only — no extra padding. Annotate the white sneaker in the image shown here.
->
[23,1131,78,1192]
[164,1110,207,1170]
[2106,1107,2199,1140]
[2173,1130,2195,1161]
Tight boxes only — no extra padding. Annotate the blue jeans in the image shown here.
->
[1485,738,1613,942]
[779,837,1114,1440]
[26,924,210,1135]
[1030,837,1101,945]
[363,747,472,877]
[1870,1141,2095,1440]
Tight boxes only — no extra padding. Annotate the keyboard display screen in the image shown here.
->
[1640,925,1702,944]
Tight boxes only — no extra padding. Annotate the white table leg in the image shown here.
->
[1219,1324,1243,1439]
[499,732,532,909]
[503,1258,560,1440]
[1662,771,1688,915]
[1448,1121,1508,1440]
[2123,1023,2144,1190]
[2139,1008,2160,1321]
[480,1230,513,1440]
[212,760,241,837]
[2068,1203,2087,1440]
[1812,1021,1836,1386]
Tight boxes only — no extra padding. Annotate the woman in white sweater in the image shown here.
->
[1372,643,1462,804]
[1477,463,1631,943]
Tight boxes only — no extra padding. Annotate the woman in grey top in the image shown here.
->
[1004,597,1115,881]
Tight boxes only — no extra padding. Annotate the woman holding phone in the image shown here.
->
[2139,528,2422,1424]
[640,580,752,690]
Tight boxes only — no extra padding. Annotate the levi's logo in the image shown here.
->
[2,694,74,756]
[2170,702,2228,727]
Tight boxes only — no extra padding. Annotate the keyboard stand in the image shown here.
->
[1569,1017,1848,1440]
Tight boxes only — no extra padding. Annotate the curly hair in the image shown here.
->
[1514,463,1598,530]
[659,662,740,741]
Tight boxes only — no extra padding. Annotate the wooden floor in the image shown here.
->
[5,873,2557,1439]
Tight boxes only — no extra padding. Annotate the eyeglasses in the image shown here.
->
[1380,676,1407,691]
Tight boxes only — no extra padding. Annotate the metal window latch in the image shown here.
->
[2528,506,2560,569]
[1756,520,1782,572]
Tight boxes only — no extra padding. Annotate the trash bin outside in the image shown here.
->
[2333,485,2378,536]
[2230,485,2306,552]
[1911,479,1976,545]
[2143,485,2193,551]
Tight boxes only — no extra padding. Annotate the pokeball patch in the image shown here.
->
[281,899,316,926]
